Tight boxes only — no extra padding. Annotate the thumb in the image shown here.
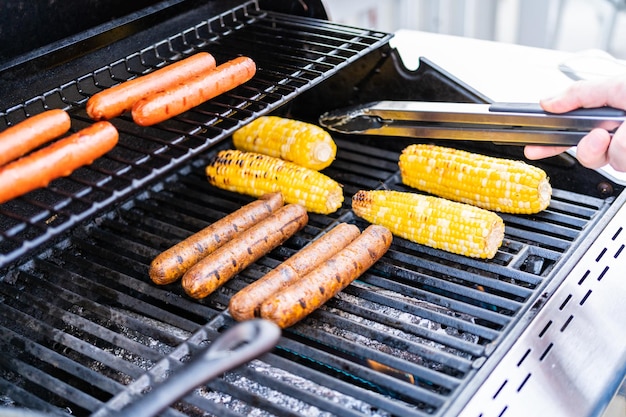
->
[539,93,580,114]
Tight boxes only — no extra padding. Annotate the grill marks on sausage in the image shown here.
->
[259,225,392,328]
[0,109,71,167]
[228,223,361,322]
[149,192,284,285]
[86,52,217,121]
[182,204,308,299]
[131,56,256,126]
[0,121,118,204]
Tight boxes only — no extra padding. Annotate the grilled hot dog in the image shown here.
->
[260,225,392,328]
[0,121,118,204]
[229,222,360,321]
[0,109,71,166]
[182,203,308,299]
[149,192,284,285]
[131,56,256,126]
[86,52,217,121]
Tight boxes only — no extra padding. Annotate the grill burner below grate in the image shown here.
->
[0,137,612,417]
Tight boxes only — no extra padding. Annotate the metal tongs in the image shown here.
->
[318,101,626,145]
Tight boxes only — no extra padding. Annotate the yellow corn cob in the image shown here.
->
[232,116,337,170]
[206,149,343,214]
[352,190,504,259]
[399,144,552,214]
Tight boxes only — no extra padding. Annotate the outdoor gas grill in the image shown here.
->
[0,1,625,416]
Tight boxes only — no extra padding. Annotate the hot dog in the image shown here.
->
[149,192,284,285]
[86,52,217,121]
[229,222,360,321]
[182,203,308,299]
[0,121,118,204]
[0,109,71,166]
[259,225,392,328]
[131,56,256,126]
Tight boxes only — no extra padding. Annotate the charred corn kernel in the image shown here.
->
[352,190,504,259]
[399,144,552,214]
[232,116,337,170]
[206,149,343,214]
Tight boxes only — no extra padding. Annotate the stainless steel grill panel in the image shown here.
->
[459,198,626,417]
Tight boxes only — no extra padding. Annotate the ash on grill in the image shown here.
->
[199,361,396,417]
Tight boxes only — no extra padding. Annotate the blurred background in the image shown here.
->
[323,0,626,59]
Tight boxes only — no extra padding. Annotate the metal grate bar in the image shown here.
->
[328,296,486,357]
[0,2,392,270]
[0,330,120,412]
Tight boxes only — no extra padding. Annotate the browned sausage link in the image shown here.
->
[0,121,118,204]
[259,225,392,328]
[228,222,361,321]
[182,204,308,299]
[131,56,256,126]
[86,52,217,121]
[0,109,71,167]
[149,192,284,285]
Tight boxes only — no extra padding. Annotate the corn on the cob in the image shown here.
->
[352,190,504,259]
[399,144,552,214]
[232,116,337,170]
[206,149,343,214]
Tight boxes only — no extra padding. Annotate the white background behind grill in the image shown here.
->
[323,0,626,59]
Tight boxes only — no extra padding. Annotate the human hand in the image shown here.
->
[524,75,626,172]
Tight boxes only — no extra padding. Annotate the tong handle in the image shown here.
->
[489,102,626,117]
[105,319,281,417]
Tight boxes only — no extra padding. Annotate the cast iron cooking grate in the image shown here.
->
[0,137,611,416]
[0,0,392,270]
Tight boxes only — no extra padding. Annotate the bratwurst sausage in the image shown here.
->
[182,203,308,299]
[229,222,360,321]
[0,121,118,204]
[86,52,217,121]
[259,225,392,328]
[0,109,71,166]
[131,56,256,126]
[149,192,284,285]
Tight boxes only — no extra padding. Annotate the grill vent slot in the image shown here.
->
[459,201,626,417]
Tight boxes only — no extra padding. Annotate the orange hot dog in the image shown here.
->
[182,203,308,300]
[260,225,392,328]
[86,52,217,121]
[229,222,361,321]
[149,192,284,286]
[0,121,118,204]
[131,56,256,126]
[0,109,71,166]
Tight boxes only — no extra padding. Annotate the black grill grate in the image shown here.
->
[0,137,611,416]
[0,0,392,270]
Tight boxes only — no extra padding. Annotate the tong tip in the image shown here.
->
[319,106,383,133]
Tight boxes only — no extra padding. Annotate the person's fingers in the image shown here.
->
[523,145,570,160]
[607,123,626,172]
[574,128,611,169]
[540,75,626,113]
